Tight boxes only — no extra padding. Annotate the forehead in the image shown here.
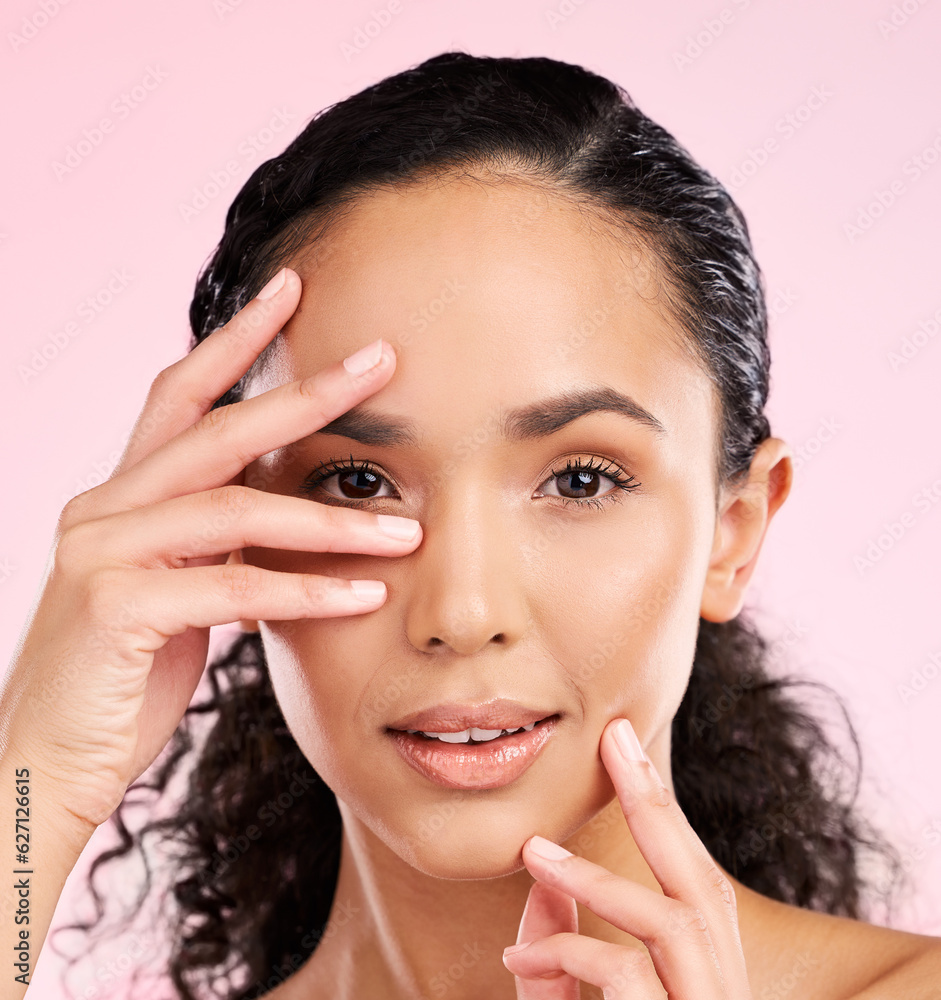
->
[248,174,715,450]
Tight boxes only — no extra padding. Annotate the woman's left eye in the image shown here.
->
[297,455,641,511]
[537,457,641,511]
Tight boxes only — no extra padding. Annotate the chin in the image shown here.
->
[393,828,533,880]
[374,793,585,880]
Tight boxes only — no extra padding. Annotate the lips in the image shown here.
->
[387,698,558,734]
[387,716,560,789]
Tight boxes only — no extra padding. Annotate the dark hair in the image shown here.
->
[54,51,908,999]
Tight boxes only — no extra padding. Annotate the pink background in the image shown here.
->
[2,0,940,994]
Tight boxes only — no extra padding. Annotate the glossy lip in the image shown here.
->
[387,698,558,734]
[387,715,560,790]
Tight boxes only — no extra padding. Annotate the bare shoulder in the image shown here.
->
[734,881,941,999]
[849,937,941,999]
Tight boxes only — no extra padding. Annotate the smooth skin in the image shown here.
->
[223,176,939,999]
[3,174,939,999]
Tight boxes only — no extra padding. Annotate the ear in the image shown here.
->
[225,548,261,633]
[700,436,793,623]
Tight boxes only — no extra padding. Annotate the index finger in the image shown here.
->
[599,719,749,982]
[113,266,302,477]
[89,337,397,515]
[601,719,736,908]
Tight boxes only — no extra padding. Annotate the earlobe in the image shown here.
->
[700,437,793,623]
[225,548,261,633]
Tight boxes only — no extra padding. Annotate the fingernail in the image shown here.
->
[343,338,384,376]
[350,579,386,602]
[528,835,573,861]
[612,718,645,761]
[376,514,421,541]
[256,268,286,300]
[503,942,531,958]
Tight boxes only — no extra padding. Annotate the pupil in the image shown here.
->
[340,470,380,499]
[561,471,598,498]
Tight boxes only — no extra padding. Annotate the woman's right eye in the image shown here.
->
[298,458,396,503]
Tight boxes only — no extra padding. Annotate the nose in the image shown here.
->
[404,492,530,656]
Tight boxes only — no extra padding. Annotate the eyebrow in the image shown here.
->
[313,384,666,446]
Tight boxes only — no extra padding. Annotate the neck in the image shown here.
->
[290,738,729,999]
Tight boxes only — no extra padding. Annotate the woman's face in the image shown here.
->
[238,175,721,878]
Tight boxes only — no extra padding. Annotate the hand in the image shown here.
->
[1,267,422,836]
[502,718,753,998]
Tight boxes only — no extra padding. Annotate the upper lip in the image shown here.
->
[387,699,559,733]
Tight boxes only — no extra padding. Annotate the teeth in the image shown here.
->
[404,721,540,743]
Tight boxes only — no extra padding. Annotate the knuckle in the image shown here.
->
[150,362,178,391]
[149,361,193,402]
[607,948,655,992]
[218,563,263,602]
[149,361,216,416]
[200,400,237,439]
[83,566,132,621]
[702,864,737,914]
[665,901,709,940]
[205,485,258,527]
[56,491,96,533]
[296,377,332,421]
[54,518,103,572]
[639,775,673,810]
[299,574,334,607]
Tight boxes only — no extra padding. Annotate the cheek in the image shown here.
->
[538,498,710,726]
[258,619,370,790]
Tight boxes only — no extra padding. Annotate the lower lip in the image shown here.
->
[387,716,559,790]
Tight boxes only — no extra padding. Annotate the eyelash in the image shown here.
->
[297,453,642,512]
